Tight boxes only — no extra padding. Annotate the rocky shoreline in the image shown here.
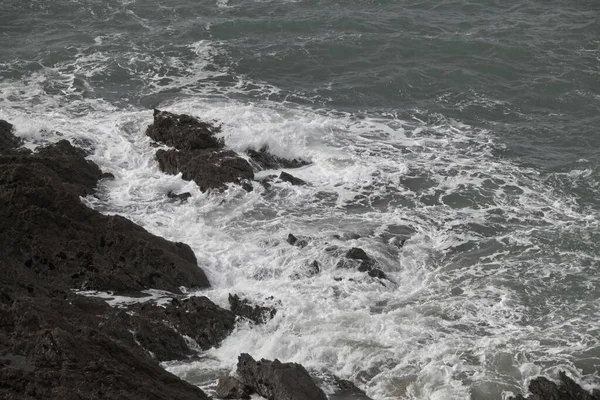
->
[0,112,597,399]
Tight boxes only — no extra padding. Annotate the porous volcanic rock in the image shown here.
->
[146,109,254,192]
[0,121,219,399]
[228,294,276,324]
[0,287,210,400]
[235,353,328,400]
[0,156,209,294]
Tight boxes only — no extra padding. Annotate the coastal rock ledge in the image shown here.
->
[0,119,218,399]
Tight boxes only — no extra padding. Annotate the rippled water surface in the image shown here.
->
[1,0,600,398]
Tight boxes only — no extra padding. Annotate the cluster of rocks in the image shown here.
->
[215,354,372,400]
[2,112,593,400]
[146,109,308,194]
[0,115,372,400]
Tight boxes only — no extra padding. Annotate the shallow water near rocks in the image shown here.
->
[2,0,600,399]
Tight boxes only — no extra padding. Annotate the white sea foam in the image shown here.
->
[1,36,600,400]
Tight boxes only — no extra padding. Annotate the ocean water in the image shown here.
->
[2,0,600,398]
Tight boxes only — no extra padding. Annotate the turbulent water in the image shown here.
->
[2,0,600,398]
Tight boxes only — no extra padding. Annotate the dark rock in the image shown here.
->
[0,120,22,152]
[118,296,235,361]
[333,233,362,241]
[216,376,252,399]
[167,191,192,202]
[368,268,387,280]
[450,287,464,296]
[287,233,299,245]
[0,145,210,295]
[0,139,103,197]
[146,109,223,150]
[236,353,328,400]
[0,291,210,400]
[345,248,370,261]
[286,233,309,249]
[246,146,310,170]
[0,121,219,399]
[147,110,254,192]
[155,147,254,192]
[279,171,306,186]
[308,260,320,276]
[229,294,276,324]
[100,172,115,180]
[509,371,600,400]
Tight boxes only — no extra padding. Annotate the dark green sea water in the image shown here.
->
[1,1,600,398]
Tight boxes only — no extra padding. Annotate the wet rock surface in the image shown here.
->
[279,171,306,186]
[246,145,310,170]
[0,120,23,152]
[0,290,210,400]
[147,109,254,192]
[228,294,276,324]
[0,121,221,399]
[216,376,253,399]
[509,371,600,400]
[235,353,329,400]
[313,373,373,400]
[336,248,388,282]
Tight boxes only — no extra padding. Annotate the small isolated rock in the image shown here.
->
[228,294,276,324]
[279,171,306,186]
[450,287,464,296]
[308,260,320,276]
[286,233,309,248]
[216,376,252,399]
[100,172,115,180]
[167,191,192,202]
[345,248,370,260]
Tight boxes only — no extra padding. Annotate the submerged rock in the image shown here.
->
[167,190,192,202]
[313,373,373,400]
[509,371,600,400]
[147,110,254,192]
[246,146,310,170]
[228,294,276,324]
[336,247,388,281]
[235,353,328,400]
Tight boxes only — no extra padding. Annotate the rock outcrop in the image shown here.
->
[146,109,254,192]
[228,294,276,324]
[336,247,388,281]
[234,353,328,400]
[0,120,226,399]
[509,371,600,400]
[0,140,210,293]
